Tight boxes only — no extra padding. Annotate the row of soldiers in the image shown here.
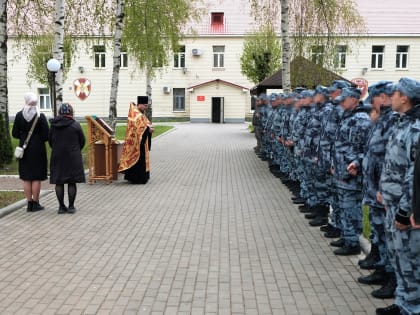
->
[252,78,420,315]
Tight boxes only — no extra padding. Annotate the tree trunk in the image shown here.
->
[52,0,65,111]
[0,0,13,165]
[109,0,124,132]
[145,62,152,121]
[0,0,8,117]
[281,0,291,92]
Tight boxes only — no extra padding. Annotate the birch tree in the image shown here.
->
[121,0,201,120]
[109,0,124,129]
[250,0,366,85]
[52,0,65,111]
[280,0,291,92]
[0,0,12,165]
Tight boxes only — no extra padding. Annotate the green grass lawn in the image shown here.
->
[0,122,173,175]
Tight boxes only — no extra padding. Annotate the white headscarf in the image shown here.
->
[22,92,39,122]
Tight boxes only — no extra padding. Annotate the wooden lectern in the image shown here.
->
[85,116,116,184]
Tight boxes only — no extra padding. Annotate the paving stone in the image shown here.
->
[0,124,383,314]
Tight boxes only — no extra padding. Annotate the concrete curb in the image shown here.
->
[0,190,53,219]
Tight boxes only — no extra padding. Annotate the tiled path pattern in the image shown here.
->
[0,124,389,314]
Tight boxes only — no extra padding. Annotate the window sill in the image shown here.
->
[212,67,225,71]
[395,68,409,71]
[173,110,186,113]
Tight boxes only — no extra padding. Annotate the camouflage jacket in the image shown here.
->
[332,104,372,190]
[362,106,397,207]
[380,105,420,224]
[319,102,342,169]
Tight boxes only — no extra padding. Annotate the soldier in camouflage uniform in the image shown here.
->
[376,77,420,315]
[301,86,331,226]
[290,90,313,205]
[260,95,273,161]
[278,93,295,179]
[318,80,351,238]
[330,87,372,256]
[268,94,283,174]
[357,81,398,299]
[253,94,265,155]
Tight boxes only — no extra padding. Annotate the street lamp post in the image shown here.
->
[47,58,60,117]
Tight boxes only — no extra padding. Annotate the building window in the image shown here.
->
[371,45,384,69]
[120,51,128,68]
[173,88,185,111]
[211,12,224,25]
[94,45,106,68]
[311,45,324,65]
[174,45,185,68]
[396,45,409,69]
[335,45,347,69]
[213,45,225,68]
[38,88,51,110]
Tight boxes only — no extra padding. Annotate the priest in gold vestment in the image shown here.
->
[118,96,154,184]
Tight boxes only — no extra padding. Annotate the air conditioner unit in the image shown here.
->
[192,48,203,56]
[163,86,171,94]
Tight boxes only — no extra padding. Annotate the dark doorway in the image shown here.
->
[211,97,224,123]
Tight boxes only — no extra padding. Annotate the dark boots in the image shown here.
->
[375,304,401,315]
[307,205,329,226]
[358,268,388,285]
[27,200,44,212]
[371,272,397,299]
[359,243,380,270]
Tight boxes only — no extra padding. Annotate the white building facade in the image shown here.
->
[6,0,420,122]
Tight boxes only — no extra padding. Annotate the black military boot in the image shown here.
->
[320,223,333,232]
[324,228,341,238]
[375,304,401,315]
[371,272,397,299]
[309,205,329,226]
[330,238,345,247]
[358,268,388,285]
[305,205,321,219]
[358,243,380,270]
[292,197,306,204]
[299,204,312,213]
[333,244,361,256]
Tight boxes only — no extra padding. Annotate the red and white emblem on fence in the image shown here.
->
[74,78,91,101]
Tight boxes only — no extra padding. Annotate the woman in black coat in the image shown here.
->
[12,92,49,212]
[49,103,85,214]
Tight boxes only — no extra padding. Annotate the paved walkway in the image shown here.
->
[0,123,389,315]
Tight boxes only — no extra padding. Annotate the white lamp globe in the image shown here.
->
[47,58,60,72]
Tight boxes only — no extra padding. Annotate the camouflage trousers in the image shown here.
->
[336,188,363,246]
[280,146,293,176]
[295,154,308,199]
[255,127,262,152]
[369,205,393,273]
[261,131,271,157]
[305,160,331,207]
[271,140,283,166]
[385,206,420,315]
[329,185,341,230]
